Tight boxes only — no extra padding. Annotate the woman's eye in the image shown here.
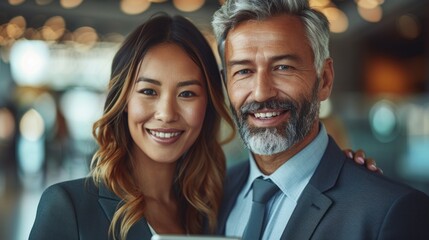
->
[179,91,196,98]
[139,89,157,95]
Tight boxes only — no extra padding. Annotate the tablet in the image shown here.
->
[151,234,240,240]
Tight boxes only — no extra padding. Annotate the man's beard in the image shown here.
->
[230,81,320,155]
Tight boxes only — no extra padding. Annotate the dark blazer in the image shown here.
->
[218,137,429,240]
[29,178,153,240]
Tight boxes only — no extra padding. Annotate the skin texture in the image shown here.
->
[126,43,207,233]
[225,15,334,174]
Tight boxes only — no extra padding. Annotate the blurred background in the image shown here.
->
[0,0,429,239]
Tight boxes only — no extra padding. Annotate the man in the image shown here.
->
[212,0,429,239]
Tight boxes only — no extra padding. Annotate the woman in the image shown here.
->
[30,13,234,240]
[29,13,377,240]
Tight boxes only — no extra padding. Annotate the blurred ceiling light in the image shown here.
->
[10,40,50,86]
[120,0,151,15]
[42,16,66,41]
[36,0,53,5]
[7,16,26,39]
[8,0,25,5]
[369,100,399,142]
[60,0,83,9]
[0,108,15,141]
[322,7,348,33]
[358,5,382,22]
[19,108,45,141]
[74,26,98,48]
[397,14,421,40]
[60,89,104,140]
[173,0,205,12]
[310,0,331,8]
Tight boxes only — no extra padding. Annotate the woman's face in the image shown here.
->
[126,43,207,164]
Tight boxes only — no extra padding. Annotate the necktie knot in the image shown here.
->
[252,178,279,203]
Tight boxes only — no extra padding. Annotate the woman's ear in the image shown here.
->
[318,58,334,101]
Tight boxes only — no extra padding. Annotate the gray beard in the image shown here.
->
[231,81,320,156]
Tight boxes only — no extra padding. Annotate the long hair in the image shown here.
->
[90,13,235,239]
[212,0,330,77]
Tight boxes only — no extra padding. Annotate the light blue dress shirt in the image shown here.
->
[225,124,329,240]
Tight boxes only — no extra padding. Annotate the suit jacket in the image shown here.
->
[29,178,153,240]
[217,137,429,240]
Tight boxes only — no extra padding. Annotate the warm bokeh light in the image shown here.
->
[358,5,383,22]
[396,14,421,40]
[0,108,16,141]
[310,0,331,8]
[73,26,98,48]
[322,7,349,33]
[7,16,27,39]
[42,16,66,41]
[355,0,380,9]
[173,0,205,12]
[19,108,45,141]
[120,0,151,15]
[60,0,83,9]
[8,0,25,5]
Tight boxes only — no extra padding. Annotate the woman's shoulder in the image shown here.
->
[41,177,98,202]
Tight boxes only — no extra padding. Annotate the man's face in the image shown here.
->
[224,14,333,156]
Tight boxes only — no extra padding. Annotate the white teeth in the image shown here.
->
[254,112,280,119]
[149,130,181,139]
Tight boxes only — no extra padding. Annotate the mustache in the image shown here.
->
[240,99,298,115]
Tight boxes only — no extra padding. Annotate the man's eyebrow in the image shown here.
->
[227,54,301,68]
[136,77,160,85]
[270,54,301,62]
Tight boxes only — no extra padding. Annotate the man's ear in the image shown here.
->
[318,58,334,101]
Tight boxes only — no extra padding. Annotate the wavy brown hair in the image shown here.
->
[90,13,235,240]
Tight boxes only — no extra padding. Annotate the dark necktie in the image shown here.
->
[242,178,279,240]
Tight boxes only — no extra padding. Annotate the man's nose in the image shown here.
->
[253,72,277,102]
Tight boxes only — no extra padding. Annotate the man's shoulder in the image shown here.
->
[336,160,428,201]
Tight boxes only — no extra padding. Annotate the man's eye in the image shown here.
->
[235,69,251,76]
[179,91,196,98]
[275,65,292,71]
[139,89,157,95]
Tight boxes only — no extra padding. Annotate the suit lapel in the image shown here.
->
[217,161,250,234]
[98,184,153,240]
[281,137,345,240]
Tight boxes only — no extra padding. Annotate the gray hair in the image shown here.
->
[212,0,330,76]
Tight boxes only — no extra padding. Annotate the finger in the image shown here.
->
[342,149,353,159]
[353,149,365,165]
[365,158,379,172]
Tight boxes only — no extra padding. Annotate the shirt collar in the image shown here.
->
[243,124,329,202]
